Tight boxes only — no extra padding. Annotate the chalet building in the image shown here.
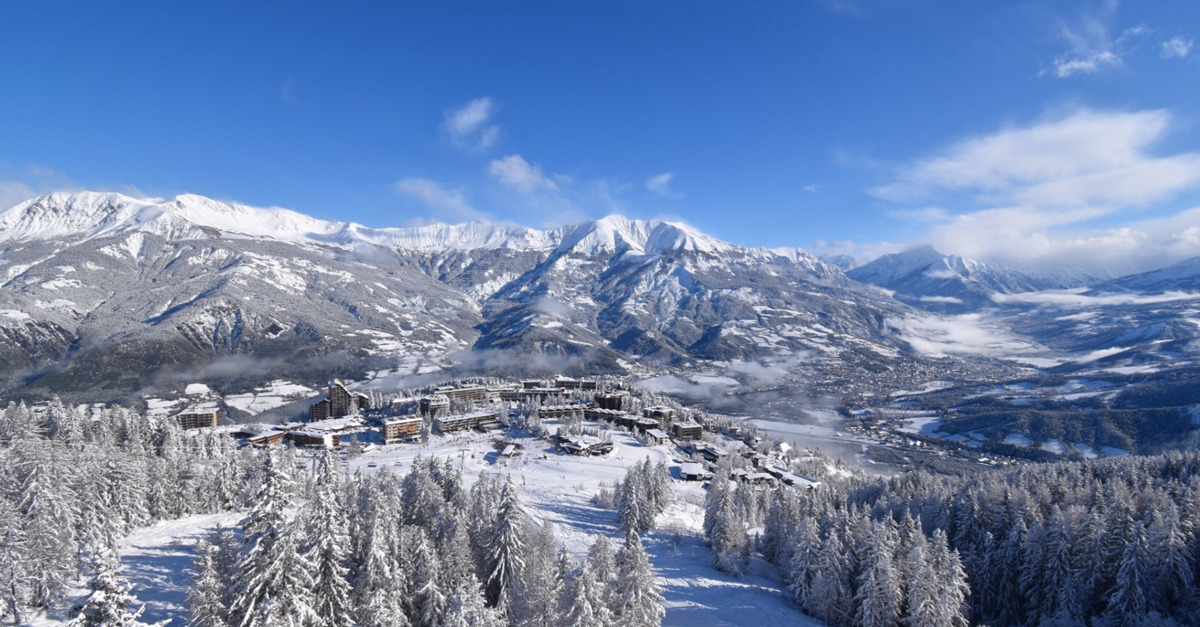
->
[731,469,777,486]
[176,405,220,430]
[309,398,332,422]
[642,406,676,425]
[419,395,451,416]
[643,428,668,445]
[247,430,286,447]
[287,430,339,448]
[487,387,512,401]
[783,474,822,491]
[616,414,641,430]
[537,404,590,419]
[584,407,625,423]
[519,388,562,403]
[695,443,727,462]
[672,422,703,441]
[680,462,707,481]
[593,393,625,411]
[634,417,661,433]
[309,380,371,421]
[557,435,614,456]
[498,389,523,402]
[554,377,598,391]
[435,385,487,403]
[435,410,502,434]
[382,416,423,444]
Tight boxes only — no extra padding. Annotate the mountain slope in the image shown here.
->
[0,191,920,401]
[847,245,1047,311]
[1091,256,1200,293]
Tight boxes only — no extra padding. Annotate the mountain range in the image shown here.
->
[4,191,1200,403]
[0,192,911,401]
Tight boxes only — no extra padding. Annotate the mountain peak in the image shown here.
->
[0,191,742,258]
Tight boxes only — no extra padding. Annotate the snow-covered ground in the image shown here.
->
[88,423,821,626]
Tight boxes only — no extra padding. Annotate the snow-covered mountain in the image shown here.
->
[846,245,1048,311]
[0,192,914,401]
[1090,256,1200,294]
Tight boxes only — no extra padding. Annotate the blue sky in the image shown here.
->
[1,1,1198,271]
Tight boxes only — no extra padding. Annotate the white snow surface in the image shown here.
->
[95,425,820,627]
[0,192,747,259]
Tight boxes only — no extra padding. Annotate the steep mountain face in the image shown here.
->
[0,192,919,401]
[847,245,1047,311]
[1091,256,1200,294]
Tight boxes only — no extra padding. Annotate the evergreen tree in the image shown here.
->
[709,485,748,577]
[807,529,850,625]
[0,498,29,624]
[1105,524,1150,627]
[853,525,901,627]
[786,517,820,609]
[610,532,665,627]
[226,454,318,627]
[66,549,166,627]
[560,562,614,627]
[485,476,527,610]
[410,531,446,627]
[186,540,228,627]
[304,455,354,627]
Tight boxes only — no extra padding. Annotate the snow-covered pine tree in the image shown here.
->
[186,540,228,627]
[511,522,561,627]
[610,531,664,627]
[441,576,504,627]
[786,516,821,609]
[14,444,77,610]
[1148,504,1193,613]
[0,497,29,624]
[304,454,354,627]
[1104,523,1151,627]
[585,534,617,613]
[762,489,802,568]
[927,529,969,627]
[559,562,614,627]
[485,476,527,610]
[351,506,410,627]
[708,482,748,577]
[66,549,166,627]
[410,529,446,627]
[852,522,901,627]
[807,527,851,625]
[226,452,318,627]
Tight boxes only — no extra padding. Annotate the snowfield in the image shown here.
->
[86,425,822,626]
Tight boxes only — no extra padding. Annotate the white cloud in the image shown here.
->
[992,289,1200,306]
[394,178,483,222]
[1162,36,1194,59]
[873,109,1188,203]
[646,172,682,199]
[872,107,1200,273]
[442,97,500,150]
[803,184,821,192]
[1041,1,1147,78]
[885,313,1039,358]
[0,181,36,210]
[487,154,558,192]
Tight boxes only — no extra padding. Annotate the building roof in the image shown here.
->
[383,416,423,426]
[304,416,364,432]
